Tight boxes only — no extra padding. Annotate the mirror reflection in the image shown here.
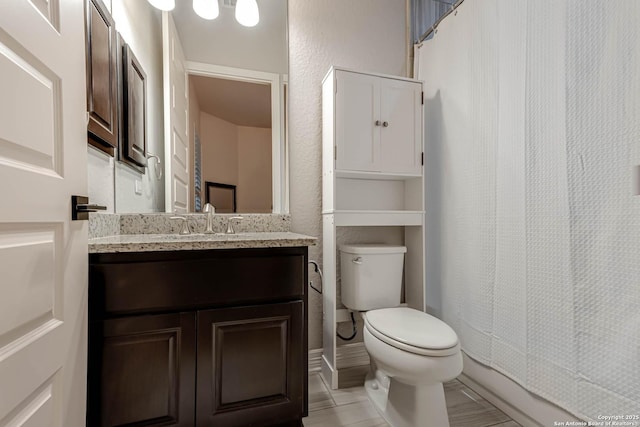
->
[190,75,273,213]
[101,0,287,214]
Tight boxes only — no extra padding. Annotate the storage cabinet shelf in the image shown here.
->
[334,170,422,180]
[321,67,426,390]
[323,210,423,226]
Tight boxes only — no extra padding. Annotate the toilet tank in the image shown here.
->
[339,244,407,311]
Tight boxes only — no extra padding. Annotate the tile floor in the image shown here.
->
[304,368,521,427]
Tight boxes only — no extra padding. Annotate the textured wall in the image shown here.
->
[288,0,408,349]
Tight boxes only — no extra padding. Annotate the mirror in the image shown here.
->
[105,0,288,214]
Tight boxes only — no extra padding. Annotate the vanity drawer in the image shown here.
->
[89,247,307,317]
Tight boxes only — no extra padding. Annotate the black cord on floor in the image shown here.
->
[337,312,357,341]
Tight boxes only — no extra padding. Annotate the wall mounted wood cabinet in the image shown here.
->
[85,0,118,156]
[88,247,308,427]
[120,43,147,170]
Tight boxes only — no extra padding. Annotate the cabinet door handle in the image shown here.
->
[383,121,389,127]
[375,120,381,126]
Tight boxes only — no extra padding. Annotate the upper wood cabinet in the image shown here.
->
[85,0,118,156]
[121,43,147,168]
[332,69,423,176]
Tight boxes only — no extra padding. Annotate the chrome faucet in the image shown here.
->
[225,216,244,234]
[203,203,215,234]
[170,216,190,235]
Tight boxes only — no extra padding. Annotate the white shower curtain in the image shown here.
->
[418,0,640,420]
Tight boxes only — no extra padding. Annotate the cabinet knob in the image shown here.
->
[383,121,389,127]
[375,120,381,126]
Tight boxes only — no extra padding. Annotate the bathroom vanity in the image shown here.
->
[87,226,314,427]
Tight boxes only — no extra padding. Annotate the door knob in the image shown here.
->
[383,121,389,127]
[375,120,381,126]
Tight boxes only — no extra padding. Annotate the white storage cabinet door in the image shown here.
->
[335,71,380,172]
[379,79,422,175]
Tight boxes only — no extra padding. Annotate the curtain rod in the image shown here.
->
[416,0,466,44]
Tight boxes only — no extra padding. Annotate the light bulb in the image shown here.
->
[193,0,219,20]
[235,0,259,27]
[147,0,175,11]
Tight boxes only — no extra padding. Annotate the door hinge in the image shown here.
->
[421,91,424,105]
[334,146,337,160]
[421,152,424,165]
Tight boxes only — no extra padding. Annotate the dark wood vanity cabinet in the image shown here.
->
[88,247,308,427]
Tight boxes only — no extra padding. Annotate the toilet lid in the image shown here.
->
[365,308,459,352]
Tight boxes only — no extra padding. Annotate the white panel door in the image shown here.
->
[335,71,380,172]
[379,79,422,175]
[163,12,189,213]
[0,0,87,426]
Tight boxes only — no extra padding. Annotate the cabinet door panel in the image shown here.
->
[122,43,147,167]
[335,71,380,172]
[85,0,118,155]
[379,79,422,175]
[197,302,304,427]
[88,312,196,427]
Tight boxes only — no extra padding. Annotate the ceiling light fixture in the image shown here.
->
[147,0,175,12]
[193,0,220,20]
[235,0,259,27]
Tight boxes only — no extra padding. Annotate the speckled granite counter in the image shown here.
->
[89,232,316,253]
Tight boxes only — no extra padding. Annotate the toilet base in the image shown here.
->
[365,370,450,427]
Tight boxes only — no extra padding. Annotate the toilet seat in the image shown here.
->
[364,307,460,357]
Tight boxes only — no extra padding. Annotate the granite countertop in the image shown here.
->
[89,232,317,254]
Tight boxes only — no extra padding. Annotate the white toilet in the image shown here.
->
[339,244,463,427]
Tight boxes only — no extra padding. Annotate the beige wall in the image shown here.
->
[237,127,272,213]
[188,79,201,209]
[200,112,239,188]
[288,0,408,350]
[200,112,272,212]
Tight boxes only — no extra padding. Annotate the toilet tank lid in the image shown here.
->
[339,244,407,255]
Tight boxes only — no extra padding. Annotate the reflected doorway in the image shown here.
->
[188,74,273,213]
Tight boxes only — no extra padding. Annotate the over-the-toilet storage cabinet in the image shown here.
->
[321,67,426,389]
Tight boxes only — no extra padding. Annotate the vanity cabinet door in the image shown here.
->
[196,301,304,427]
[88,312,196,427]
[85,0,119,155]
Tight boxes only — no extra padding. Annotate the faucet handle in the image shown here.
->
[225,216,244,234]
[170,216,191,235]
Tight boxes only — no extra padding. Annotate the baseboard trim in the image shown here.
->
[308,348,323,373]
[459,353,580,427]
[312,343,370,389]
[336,342,370,369]
[310,342,370,374]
